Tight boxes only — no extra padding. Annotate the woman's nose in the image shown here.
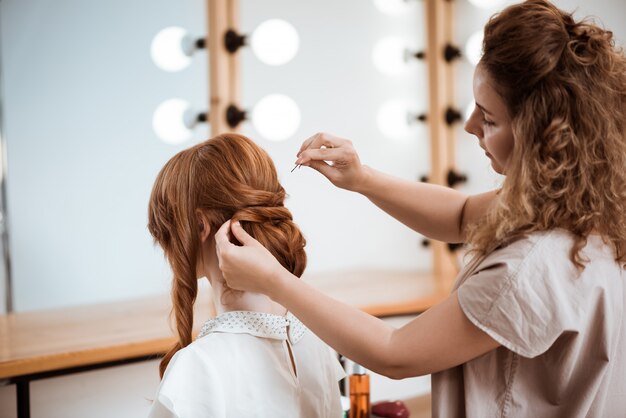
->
[464,113,482,139]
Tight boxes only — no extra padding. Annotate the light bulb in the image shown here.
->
[152,99,195,144]
[372,0,416,16]
[465,31,483,66]
[377,100,413,140]
[251,19,299,66]
[468,0,504,9]
[252,94,301,142]
[151,26,196,72]
[372,37,411,76]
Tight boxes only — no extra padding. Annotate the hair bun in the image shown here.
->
[231,203,306,278]
[238,186,286,208]
[232,205,293,225]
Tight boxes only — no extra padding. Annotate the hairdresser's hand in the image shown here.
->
[295,132,368,192]
[214,220,286,297]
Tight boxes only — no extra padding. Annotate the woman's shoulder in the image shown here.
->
[501,228,572,251]
[469,229,561,274]
[163,333,251,375]
[457,229,622,358]
[483,229,601,265]
[152,343,227,418]
[470,228,620,282]
[463,230,572,283]
[525,228,613,256]
[163,342,215,378]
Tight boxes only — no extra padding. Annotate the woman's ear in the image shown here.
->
[196,211,211,243]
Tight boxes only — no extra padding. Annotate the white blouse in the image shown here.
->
[148,311,345,418]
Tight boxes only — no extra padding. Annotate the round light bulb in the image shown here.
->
[465,31,484,66]
[372,0,416,15]
[372,37,410,76]
[251,19,299,66]
[152,99,195,144]
[151,27,196,72]
[468,0,504,9]
[252,94,301,142]
[377,100,413,140]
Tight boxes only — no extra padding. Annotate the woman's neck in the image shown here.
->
[207,275,287,317]
[201,244,287,317]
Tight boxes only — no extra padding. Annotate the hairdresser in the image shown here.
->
[215,1,626,416]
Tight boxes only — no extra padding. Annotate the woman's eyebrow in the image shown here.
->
[476,102,494,116]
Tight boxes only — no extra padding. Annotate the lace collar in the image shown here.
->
[197,310,307,344]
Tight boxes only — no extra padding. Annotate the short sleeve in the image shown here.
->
[148,346,226,418]
[457,233,580,358]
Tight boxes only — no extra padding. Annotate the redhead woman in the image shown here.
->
[147,134,344,418]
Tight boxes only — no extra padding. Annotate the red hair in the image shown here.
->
[147,133,306,377]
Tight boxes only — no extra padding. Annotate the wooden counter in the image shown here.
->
[0,270,447,380]
[0,289,214,380]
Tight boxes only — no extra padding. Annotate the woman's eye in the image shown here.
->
[483,119,495,127]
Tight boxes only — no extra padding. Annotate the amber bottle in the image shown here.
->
[349,364,370,418]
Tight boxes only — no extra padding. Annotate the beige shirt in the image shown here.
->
[148,311,345,418]
[432,229,625,418]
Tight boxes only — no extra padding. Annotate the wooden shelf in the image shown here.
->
[0,290,214,379]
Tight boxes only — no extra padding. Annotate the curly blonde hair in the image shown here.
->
[466,0,626,268]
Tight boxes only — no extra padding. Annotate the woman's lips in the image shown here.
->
[479,144,492,158]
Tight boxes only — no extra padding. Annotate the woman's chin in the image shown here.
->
[490,160,504,175]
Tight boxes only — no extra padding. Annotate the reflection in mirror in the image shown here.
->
[2,0,208,312]
[2,0,432,313]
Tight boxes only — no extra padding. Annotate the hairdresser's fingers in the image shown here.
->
[297,132,348,157]
[215,219,231,245]
[214,219,233,255]
[230,221,263,247]
[297,147,346,164]
[297,133,320,157]
[305,160,335,179]
[297,132,333,156]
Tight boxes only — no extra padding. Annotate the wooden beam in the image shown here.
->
[207,0,241,136]
[443,0,457,168]
[423,0,458,292]
[226,0,241,105]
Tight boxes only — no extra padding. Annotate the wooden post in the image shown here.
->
[207,0,241,136]
[226,0,240,105]
[443,0,457,169]
[424,0,458,292]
